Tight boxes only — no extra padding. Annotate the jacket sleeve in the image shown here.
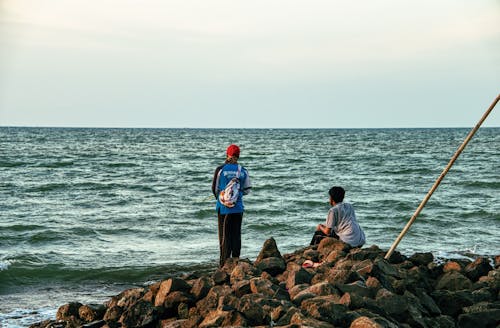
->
[242,168,251,195]
[212,165,223,198]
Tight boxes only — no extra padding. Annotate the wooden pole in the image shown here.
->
[384,94,500,260]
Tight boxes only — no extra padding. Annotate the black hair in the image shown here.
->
[329,186,345,203]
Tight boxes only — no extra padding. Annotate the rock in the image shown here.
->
[300,295,348,325]
[78,304,106,323]
[56,302,83,322]
[338,281,373,299]
[328,268,361,285]
[249,277,289,300]
[352,259,375,278]
[409,252,434,266]
[255,237,282,262]
[339,292,366,310]
[347,246,382,261]
[275,306,301,326]
[195,285,232,317]
[414,288,441,316]
[163,291,193,317]
[431,289,474,317]
[212,268,229,285]
[154,278,191,307]
[318,237,351,258]
[303,248,321,262]
[229,261,261,284]
[464,257,493,282]
[232,279,251,297]
[108,288,145,309]
[289,311,335,328]
[119,299,158,328]
[190,276,213,301]
[82,320,106,328]
[350,316,385,328]
[103,305,122,326]
[443,261,462,273]
[255,256,286,276]
[28,239,500,328]
[435,271,473,291]
[457,308,500,328]
[286,267,312,290]
[237,293,267,326]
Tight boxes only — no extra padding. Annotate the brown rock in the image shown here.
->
[352,259,375,278]
[346,246,383,261]
[107,288,145,309]
[300,295,348,325]
[318,237,351,258]
[306,281,339,297]
[289,311,334,328]
[255,256,286,276]
[275,307,301,326]
[195,285,233,317]
[237,293,267,326]
[255,237,282,263]
[303,248,321,262]
[78,304,106,323]
[190,276,213,301]
[154,278,191,307]
[350,316,384,328]
[338,281,373,299]
[119,299,158,328]
[229,261,261,284]
[286,267,312,290]
[328,268,361,285]
[464,257,493,282]
[443,261,462,273]
[339,292,366,310]
[250,277,276,297]
[103,305,122,325]
[232,279,251,297]
[56,302,83,321]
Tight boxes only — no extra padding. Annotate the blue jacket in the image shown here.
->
[212,163,251,214]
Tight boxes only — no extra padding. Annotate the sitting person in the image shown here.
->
[310,186,365,247]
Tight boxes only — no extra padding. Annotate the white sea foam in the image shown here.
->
[0,260,11,271]
[0,307,57,328]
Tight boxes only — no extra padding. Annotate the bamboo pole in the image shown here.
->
[384,94,500,260]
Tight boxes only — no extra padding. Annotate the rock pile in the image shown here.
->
[31,237,500,327]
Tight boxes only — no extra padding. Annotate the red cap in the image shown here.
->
[226,144,240,157]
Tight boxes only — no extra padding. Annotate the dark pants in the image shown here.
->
[218,212,243,267]
[310,230,339,246]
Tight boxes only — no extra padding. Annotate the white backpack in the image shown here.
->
[219,165,241,208]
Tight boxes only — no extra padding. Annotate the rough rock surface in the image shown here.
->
[32,237,500,327]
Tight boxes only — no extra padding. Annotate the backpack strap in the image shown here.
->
[236,165,241,179]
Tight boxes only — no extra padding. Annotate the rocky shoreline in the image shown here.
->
[31,238,499,328]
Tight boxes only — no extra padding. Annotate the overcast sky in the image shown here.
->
[0,0,499,128]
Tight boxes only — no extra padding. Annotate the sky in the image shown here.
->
[0,0,499,128]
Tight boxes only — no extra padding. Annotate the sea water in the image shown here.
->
[1,127,499,327]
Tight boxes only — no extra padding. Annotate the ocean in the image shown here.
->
[0,127,499,327]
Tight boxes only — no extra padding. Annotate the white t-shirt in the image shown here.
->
[325,202,365,247]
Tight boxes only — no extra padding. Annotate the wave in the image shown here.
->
[0,262,217,292]
[0,161,30,168]
[24,182,158,193]
[0,260,11,271]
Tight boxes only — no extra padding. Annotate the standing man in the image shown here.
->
[212,144,251,267]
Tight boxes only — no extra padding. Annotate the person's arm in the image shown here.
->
[316,223,332,236]
[317,207,335,236]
